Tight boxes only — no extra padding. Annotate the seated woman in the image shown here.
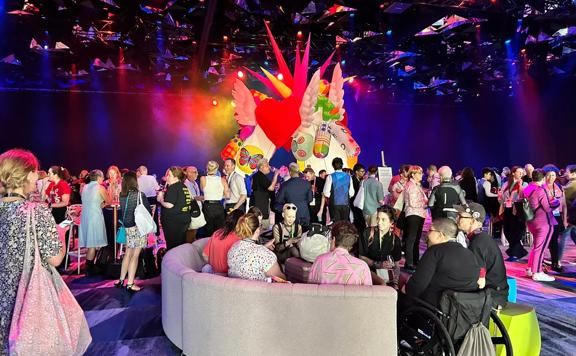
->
[272,203,302,263]
[227,213,286,281]
[359,205,402,287]
[202,209,244,274]
[406,218,482,307]
[309,221,372,285]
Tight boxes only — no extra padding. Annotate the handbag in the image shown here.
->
[135,191,157,236]
[353,180,365,210]
[189,211,207,230]
[9,206,92,355]
[116,192,129,244]
[298,231,331,263]
[190,199,201,218]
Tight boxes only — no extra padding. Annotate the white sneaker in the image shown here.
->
[525,269,533,277]
[532,272,555,282]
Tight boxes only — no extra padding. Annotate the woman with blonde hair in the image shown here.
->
[200,160,230,237]
[0,149,66,350]
[403,165,428,271]
[227,213,285,281]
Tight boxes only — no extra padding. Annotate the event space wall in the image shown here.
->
[0,80,574,177]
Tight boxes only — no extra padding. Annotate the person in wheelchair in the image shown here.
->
[405,218,484,308]
[455,202,509,308]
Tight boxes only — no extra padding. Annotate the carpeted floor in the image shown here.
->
[63,237,576,356]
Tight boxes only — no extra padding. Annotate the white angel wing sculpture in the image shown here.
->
[329,63,345,119]
[231,78,257,126]
[298,69,321,131]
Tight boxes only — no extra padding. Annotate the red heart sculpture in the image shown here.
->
[255,97,301,148]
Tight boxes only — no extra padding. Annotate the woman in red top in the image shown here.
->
[202,209,244,274]
[44,165,71,224]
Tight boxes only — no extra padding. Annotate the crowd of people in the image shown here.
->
[2,146,576,352]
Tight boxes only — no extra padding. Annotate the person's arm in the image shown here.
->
[349,178,355,198]
[317,175,332,219]
[267,171,279,191]
[273,224,288,252]
[142,192,152,214]
[308,260,321,283]
[102,186,112,205]
[377,182,384,204]
[406,252,437,299]
[358,230,375,267]
[221,177,231,199]
[157,185,175,209]
[233,176,247,210]
[200,176,206,192]
[51,193,70,208]
[265,262,286,280]
[484,181,498,198]
[202,238,212,263]
[538,188,555,213]
[35,205,66,267]
[307,183,313,203]
[428,187,437,208]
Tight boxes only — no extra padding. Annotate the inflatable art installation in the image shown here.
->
[221,23,361,175]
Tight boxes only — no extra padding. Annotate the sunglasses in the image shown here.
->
[284,205,297,210]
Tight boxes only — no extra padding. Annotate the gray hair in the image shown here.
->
[257,158,269,170]
[438,166,453,181]
[89,169,104,182]
[289,162,300,177]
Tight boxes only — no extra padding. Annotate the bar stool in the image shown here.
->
[64,204,84,274]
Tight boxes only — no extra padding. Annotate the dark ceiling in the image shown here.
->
[1,0,575,102]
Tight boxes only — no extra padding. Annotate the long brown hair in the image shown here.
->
[120,171,139,197]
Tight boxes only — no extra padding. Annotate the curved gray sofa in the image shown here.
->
[162,238,398,356]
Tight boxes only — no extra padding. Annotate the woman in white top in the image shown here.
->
[200,161,230,237]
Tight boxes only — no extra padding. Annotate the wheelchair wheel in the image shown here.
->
[490,310,513,356]
[398,306,456,356]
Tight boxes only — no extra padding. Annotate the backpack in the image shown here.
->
[457,323,496,356]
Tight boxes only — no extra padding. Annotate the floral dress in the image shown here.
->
[0,200,61,354]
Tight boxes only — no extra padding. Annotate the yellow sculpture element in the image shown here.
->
[260,67,293,99]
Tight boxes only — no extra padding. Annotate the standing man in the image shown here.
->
[251,159,279,229]
[137,165,160,238]
[276,163,313,228]
[184,166,202,242]
[223,158,247,213]
[523,164,534,184]
[319,158,355,223]
[351,164,367,234]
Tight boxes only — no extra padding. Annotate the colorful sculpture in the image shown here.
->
[221,23,361,175]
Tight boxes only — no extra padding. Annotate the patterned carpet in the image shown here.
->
[62,237,576,356]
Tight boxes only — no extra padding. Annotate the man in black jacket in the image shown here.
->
[406,218,482,307]
[455,202,509,308]
[428,166,467,221]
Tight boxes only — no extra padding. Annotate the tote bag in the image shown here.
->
[353,180,365,210]
[135,192,157,236]
[9,206,92,355]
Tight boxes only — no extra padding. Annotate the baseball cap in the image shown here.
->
[453,202,486,222]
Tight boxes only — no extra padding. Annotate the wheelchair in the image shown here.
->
[397,289,513,356]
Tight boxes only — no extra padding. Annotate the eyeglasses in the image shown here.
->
[457,215,473,220]
[284,205,297,210]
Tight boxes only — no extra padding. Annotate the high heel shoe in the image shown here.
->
[126,284,142,293]
[114,279,125,288]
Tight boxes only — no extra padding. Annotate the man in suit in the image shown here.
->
[276,163,313,228]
